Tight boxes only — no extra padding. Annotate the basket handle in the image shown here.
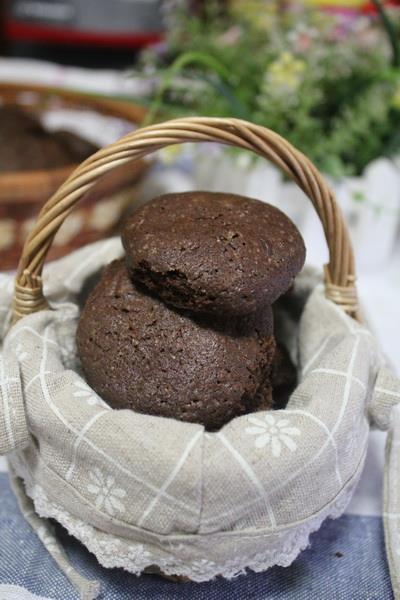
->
[13,116,359,322]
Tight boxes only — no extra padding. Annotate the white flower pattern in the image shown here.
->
[15,343,29,362]
[97,538,121,556]
[190,559,217,575]
[246,414,300,457]
[87,467,126,516]
[127,544,153,568]
[73,380,109,408]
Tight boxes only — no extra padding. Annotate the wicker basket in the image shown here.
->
[6,117,372,596]
[13,116,359,321]
[0,82,149,271]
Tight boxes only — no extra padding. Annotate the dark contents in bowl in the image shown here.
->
[77,192,305,429]
[0,104,98,172]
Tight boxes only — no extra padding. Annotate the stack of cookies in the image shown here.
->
[77,191,306,430]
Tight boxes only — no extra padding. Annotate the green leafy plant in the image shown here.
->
[134,0,400,178]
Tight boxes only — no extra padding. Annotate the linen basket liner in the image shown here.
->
[1,238,399,600]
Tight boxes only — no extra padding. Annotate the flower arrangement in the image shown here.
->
[137,0,400,178]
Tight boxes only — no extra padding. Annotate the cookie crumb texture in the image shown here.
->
[122,191,306,316]
[77,260,276,430]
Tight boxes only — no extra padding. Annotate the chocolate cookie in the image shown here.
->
[122,191,306,316]
[77,259,276,430]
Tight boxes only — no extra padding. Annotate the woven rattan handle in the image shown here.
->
[13,116,359,321]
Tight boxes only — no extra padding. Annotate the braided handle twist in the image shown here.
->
[13,116,359,321]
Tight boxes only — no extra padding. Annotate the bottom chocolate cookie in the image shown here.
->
[77,259,276,430]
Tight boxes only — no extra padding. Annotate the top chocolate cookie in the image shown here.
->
[122,191,306,316]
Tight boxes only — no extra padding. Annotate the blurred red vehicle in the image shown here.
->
[3,0,164,49]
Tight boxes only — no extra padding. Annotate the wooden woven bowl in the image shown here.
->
[0,82,149,271]
[13,116,359,323]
